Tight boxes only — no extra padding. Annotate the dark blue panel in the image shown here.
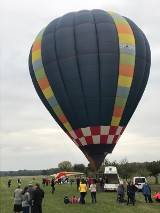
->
[55,12,89,128]
[75,10,100,126]
[92,10,119,125]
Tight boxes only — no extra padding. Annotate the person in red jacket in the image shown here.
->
[87,177,92,188]
[153,192,160,202]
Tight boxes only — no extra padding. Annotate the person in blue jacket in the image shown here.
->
[142,182,153,203]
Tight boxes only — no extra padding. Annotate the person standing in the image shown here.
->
[18,178,22,185]
[79,179,87,204]
[99,177,104,192]
[117,183,125,204]
[76,177,80,191]
[32,183,44,213]
[51,178,55,194]
[127,182,137,205]
[42,178,46,187]
[28,182,34,213]
[8,178,11,187]
[21,187,30,213]
[142,182,153,203]
[87,177,92,188]
[70,178,74,186]
[13,185,22,213]
[89,179,97,204]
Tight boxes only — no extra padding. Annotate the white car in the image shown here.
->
[133,177,146,191]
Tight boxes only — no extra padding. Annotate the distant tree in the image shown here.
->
[8,171,14,176]
[58,161,72,171]
[138,168,150,177]
[73,164,86,173]
[146,161,160,184]
[98,159,118,173]
[41,170,48,176]
[117,157,136,181]
[48,168,60,175]
[85,163,95,177]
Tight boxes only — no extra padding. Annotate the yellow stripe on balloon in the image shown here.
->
[64,122,73,132]
[42,87,54,99]
[111,117,121,126]
[108,11,136,127]
[32,50,41,63]
[119,34,135,45]
[118,76,132,88]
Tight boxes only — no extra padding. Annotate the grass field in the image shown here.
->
[0,176,159,213]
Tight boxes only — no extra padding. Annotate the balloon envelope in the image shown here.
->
[29,10,151,170]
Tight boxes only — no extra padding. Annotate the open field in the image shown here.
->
[0,176,159,213]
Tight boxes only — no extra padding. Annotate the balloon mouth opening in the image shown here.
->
[86,153,108,171]
[80,144,116,171]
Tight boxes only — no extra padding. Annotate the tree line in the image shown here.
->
[0,158,159,184]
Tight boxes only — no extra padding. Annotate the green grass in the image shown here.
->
[0,176,159,213]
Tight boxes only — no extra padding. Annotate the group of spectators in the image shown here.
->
[10,176,160,213]
[42,177,50,187]
[57,177,69,184]
[13,182,44,213]
[65,178,97,205]
[117,181,160,205]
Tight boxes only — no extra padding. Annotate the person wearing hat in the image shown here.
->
[28,182,34,213]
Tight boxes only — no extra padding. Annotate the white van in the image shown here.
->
[133,177,146,191]
[103,166,121,191]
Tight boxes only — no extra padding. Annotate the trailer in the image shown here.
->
[103,166,121,191]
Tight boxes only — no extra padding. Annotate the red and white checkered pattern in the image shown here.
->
[67,126,125,147]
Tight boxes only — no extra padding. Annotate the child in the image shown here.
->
[64,196,70,204]
[70,195,78,204]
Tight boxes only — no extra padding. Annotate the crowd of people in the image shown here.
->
[8,175,159,213]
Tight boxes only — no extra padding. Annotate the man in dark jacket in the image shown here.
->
[51,178,55,194]
[32,183,44,213]
[127,182,138,205]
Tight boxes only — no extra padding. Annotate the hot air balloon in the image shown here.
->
[29,10,151,171]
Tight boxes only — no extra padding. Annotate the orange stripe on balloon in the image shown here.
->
[58,114,68,123]
[38,77,49,90]
[119,64,134,77]
[32,41,41,52]
[117,25,133,35]
[113,107,124,117]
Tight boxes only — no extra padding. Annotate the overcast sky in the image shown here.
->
[0,0,160,171]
